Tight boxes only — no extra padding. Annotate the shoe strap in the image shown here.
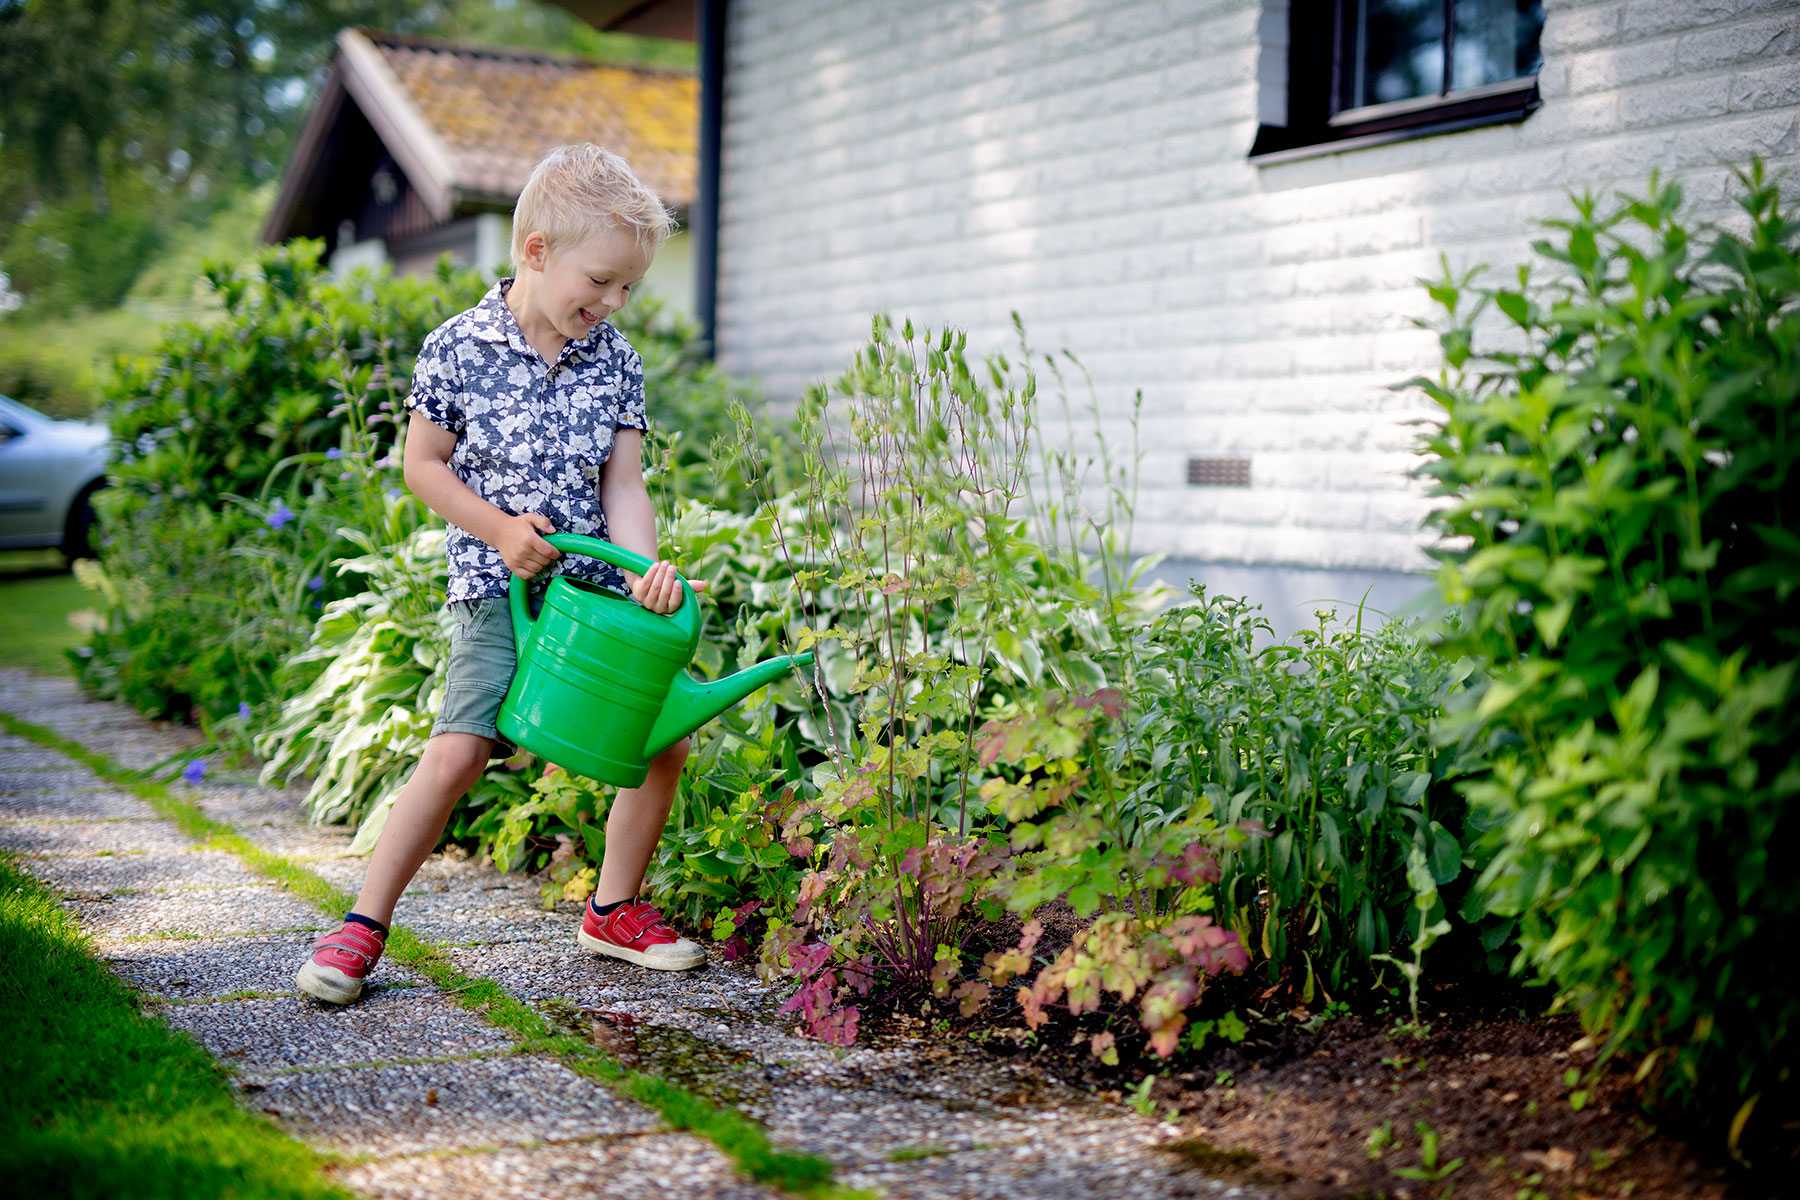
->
[313,923,385,965]
[611,901,678,946]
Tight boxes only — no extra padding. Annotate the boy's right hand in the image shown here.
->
[497,512,561,579]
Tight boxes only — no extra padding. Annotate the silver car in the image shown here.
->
[0,394,109,558]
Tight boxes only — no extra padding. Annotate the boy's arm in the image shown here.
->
[600,429,706,614]
[402,412,561,579]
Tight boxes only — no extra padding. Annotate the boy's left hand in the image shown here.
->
[629,560,708,615]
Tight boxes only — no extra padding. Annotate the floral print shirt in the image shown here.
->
[406,279,648,603]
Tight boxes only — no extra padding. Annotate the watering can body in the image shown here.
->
[495,534,812,787]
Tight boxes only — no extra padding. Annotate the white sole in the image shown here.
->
[296,960,363,1005]
[578,927,707,971]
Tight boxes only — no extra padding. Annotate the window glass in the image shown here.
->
[1452,0,1546,89]
[1343,0,1445,111]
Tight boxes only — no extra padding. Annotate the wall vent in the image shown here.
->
[1187,456,1252,487]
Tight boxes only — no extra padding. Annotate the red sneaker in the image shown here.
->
[578,898,706,971]
[296,921,386,1004]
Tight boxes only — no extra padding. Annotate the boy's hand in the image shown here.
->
[497,512,560,578]
[630,560,709,614]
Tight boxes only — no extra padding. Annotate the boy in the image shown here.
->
[297,144,707,1006]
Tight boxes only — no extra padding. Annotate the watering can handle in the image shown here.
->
[508,533,700,657]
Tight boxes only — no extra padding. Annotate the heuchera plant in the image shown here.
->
[764,810,1007,1046]
[973,689,1255,1059]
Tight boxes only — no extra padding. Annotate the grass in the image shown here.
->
[0,709,860,1199]
[0,550,91,675]
[0,851,352,1200]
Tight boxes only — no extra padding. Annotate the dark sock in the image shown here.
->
[343,911,389,935]
[590,896,631,917]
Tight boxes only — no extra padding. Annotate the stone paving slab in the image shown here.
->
[838,1135,1235,1200]
[0,783,158,818]
[0,746,75,768]
[190,780,312,827]
[339,1135,783,1200]
[440,938,653,1005]
[106,930,423,1001]
[394,889,569,946]
[242,1054,662,1158]
[28,846,264,895]
[238,821,361,861]
[0,818,199,857]
[164,990,518,1074]
[300,849,489,896]
[66,883,333,940]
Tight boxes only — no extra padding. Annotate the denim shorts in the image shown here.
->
[432,595,519,754]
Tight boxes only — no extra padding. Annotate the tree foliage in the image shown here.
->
[0,0,692,315]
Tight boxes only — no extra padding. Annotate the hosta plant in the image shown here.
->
[254,523,449,845]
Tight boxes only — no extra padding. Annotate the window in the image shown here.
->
[1251,1,1546,162]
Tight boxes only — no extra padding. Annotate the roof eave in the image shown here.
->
[335,27,460,223]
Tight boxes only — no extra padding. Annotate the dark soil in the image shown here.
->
[910,909,1786,1200]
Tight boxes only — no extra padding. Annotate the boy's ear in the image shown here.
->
[518,230,549,272]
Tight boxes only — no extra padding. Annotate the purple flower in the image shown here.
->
[311,600,322,610]
[386,487,402,499]
[238,701,251,721]
[267,502,295,530]
[181,758,207,784]
[325,447,342,460]
[307,576,324,592]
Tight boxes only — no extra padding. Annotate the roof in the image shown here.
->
[265,27,696,242]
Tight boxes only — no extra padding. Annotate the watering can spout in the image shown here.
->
[642,651,816,760]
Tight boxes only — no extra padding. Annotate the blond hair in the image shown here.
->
[510,144,675,264]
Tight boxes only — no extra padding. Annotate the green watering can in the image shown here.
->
[496,533,813,787]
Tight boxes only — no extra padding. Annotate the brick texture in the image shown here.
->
[713,0,1800,573]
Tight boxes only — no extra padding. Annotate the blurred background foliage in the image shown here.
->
[0,0,694,415]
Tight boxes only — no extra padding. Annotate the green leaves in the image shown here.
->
[1413,160,1800,1132]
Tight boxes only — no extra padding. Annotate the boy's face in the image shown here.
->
[517,224,654,342]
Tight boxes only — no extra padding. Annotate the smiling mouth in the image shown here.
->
[578,307,599,325]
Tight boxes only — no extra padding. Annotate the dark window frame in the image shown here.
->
[1250,0,1542,164]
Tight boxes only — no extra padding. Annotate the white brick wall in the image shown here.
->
[713,0,1800,573]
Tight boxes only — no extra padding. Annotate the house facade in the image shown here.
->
[606,0,1794,629]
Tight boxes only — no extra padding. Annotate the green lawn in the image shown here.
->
[0,852,351,1199]
[0,550,92,675]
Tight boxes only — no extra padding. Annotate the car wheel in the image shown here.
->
[62,483,103,560]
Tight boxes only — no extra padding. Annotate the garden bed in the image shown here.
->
[924,980,1750,1200]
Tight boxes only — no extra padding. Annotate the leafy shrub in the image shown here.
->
[78,242,485,719]
[1412,163,1798,1138]
[105,241,487,511]
[1130,591,1484,1000]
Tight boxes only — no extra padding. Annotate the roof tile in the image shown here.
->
[365,30,697,209]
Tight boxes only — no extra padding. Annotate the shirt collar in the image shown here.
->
[472,278,610,361]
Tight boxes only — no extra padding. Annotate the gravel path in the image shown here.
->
[0,669,1252,1199]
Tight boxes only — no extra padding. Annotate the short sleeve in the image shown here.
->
[615,339,648,432]
[407,327,464,434]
